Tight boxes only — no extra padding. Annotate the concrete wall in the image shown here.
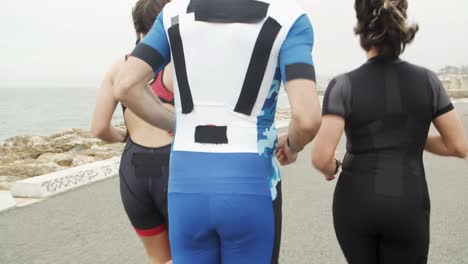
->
[10,157,120,199]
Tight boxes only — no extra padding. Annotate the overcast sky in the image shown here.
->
[0,0,467,88]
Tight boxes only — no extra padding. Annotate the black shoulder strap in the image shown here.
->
[234,17,282,115]
[168,16,194,114]
[192,0,269,23]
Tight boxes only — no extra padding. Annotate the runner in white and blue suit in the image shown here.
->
[115,0,321,262]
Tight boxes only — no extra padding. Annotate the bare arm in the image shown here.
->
[311,115,344,180]
[114,12,174,131]
[275,14,321,166]
[285,79,322,151]
[276,80,321,166]
[425,110,467,158]
[162,64,174,92]
[310,74,350,178]
[114,57,174,132]
[91,60,127,143]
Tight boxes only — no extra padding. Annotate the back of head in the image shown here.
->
[354,0,419,58]
[132,0,170,42]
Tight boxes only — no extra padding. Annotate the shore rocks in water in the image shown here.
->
[0,128,125,188]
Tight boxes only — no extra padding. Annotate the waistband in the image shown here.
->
[168,151,273,197]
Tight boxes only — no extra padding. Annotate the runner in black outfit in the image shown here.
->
[312,0,468,263]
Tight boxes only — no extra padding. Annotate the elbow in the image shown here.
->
[453,145,467,159]
[292,112,322,139]
[447,140,468,159]
[311,152,328,173]
[113,76,133,102]
[91,123,108,140]
[311,144,335,174]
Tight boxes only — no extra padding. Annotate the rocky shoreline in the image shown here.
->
[0,111,292,191]
[0,127,125,190]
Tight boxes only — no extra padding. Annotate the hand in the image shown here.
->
[323,154,341,182]
[324,173,336,181]
[276,134,298,166]
[119,128,128,143]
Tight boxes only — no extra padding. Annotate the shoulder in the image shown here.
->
[324,74,352,105]
[324,74,352,106]
[401,62,441,88]
[327,74,351,92]
[402,60,432,76]
[323,74,352,118]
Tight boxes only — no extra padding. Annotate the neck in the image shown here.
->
[366,48,379,60]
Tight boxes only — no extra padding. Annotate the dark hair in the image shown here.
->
[132,0,170,43]
[355,0,419,58]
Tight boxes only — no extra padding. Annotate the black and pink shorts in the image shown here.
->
[119,138,170,237]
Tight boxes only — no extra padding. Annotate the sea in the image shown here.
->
[0,88,467,141]
[0,88,123,141]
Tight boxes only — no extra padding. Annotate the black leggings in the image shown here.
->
[333,173,430,264]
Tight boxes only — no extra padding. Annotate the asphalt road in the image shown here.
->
[1,103,467,264]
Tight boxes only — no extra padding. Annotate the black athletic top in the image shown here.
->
[323,56,454,198]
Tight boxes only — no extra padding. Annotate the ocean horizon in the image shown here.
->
[0,88,467,141]
[0,88,123,141]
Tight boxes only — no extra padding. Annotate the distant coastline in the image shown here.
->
[315,65,468,99]
[438,66,468,98]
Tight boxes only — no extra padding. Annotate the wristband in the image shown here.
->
[287,136,303,152]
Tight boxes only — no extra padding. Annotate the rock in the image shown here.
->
[37,153,75,167]
[82,151,122,161]
[116,122,126,130]
[0,162,64,178]
[106,143,125,152]
[90,145,109,152]
[0,176,22,190]
[0,176,22,182]
[27,136,49,148]
[2,136,32,147]
[50,128,93,139]
[68,145,86,154]
[71,155,96,167]
[0,127,125,179]
[0,147,52,165]
[84,143,124,160]
[51,136,100,152]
